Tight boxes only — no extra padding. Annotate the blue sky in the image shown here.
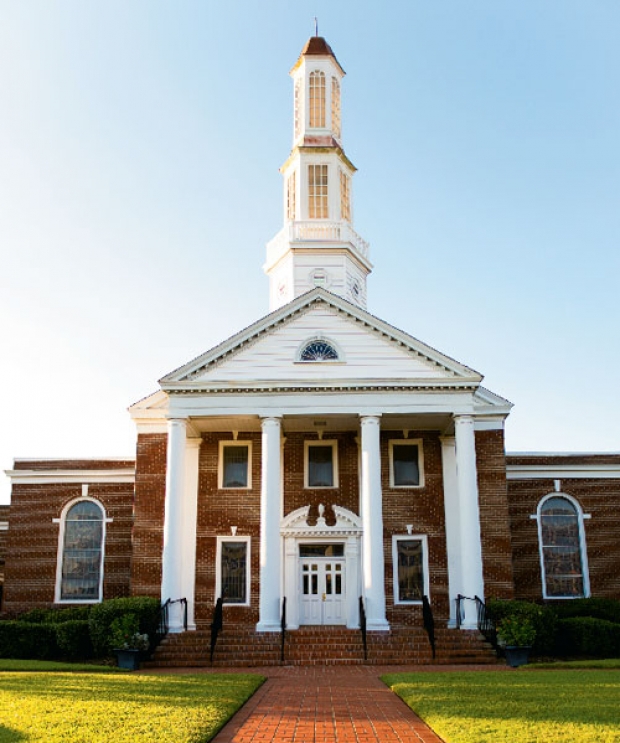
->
[1,1,618,502]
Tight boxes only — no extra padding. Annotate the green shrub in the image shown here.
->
[555,617,620,657]
[487,599,556,654]
[0,622,59,659]
[89,597,160,656]
[55,620,93,660]
[550,598,620,624]
[19,606,92,624]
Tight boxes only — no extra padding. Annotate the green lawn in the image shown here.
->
[0,665,264,742]
[383,669,620,743]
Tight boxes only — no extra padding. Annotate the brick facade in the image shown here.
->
[475,430,515,601]
[4,443,619,626]
[506,454,620,603]
[2,460,134,615]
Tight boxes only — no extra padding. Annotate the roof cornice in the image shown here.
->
[159,288,484,389]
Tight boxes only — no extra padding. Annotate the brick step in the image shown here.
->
[146,624,499,668]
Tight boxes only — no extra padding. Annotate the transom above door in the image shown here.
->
[299,543,346,625]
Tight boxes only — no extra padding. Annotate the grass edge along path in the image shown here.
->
[382,669,620,743]
[0,668,265,743]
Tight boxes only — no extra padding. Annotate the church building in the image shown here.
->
[4,36,619,665]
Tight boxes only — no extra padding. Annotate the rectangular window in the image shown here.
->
[309,164,328,219]
[331,77,341,139]
[389,440,424,488]
[216,537,250,605]
[309,70,326,128]
[340,170,351,222]
[392,535,429,604]
[219,442,252,489]
[305,440,338,488]
[287,172,296,221]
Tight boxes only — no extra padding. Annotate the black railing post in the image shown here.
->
[422,595,436,659]
[359,596,367,661]
[210,597,223,664]
[280,596,287,663]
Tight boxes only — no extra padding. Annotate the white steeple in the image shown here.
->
[264,36,372,311]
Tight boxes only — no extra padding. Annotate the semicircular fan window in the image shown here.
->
[300,340,339,362]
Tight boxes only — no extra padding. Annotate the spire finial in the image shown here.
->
[314,17,318,37]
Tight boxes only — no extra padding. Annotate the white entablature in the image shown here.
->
[265,36,371,312]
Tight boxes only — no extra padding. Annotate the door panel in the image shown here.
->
[300,556,346,625]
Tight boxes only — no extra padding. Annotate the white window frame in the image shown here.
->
[53,494,111,604]
[218,441,252,490]
[388,439,425,488]
[392,534,430,605]
[534,492,591,600]
[296,336,343,363]
[304,440,339,489]
[215,535,251,607]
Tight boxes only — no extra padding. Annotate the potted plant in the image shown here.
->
[497,614,536,667]
[110,614,150,670]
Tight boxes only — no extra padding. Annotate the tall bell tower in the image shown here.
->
[264,35,372,311]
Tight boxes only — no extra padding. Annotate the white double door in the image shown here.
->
[300,555,346,625]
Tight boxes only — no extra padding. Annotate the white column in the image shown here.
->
[360,415,389,631]
[161,418,187,632]
[181,436,202,631]
[257,416,282,632]
[441,436,461,627]
[454,415,485,629]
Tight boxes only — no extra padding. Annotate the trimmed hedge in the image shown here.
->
[555,616,620,657]
[88,597,160,655]
[55,620,93,660]
[487,599,557,654]
[550,598,620,624]
[19,606,92,624]
[0,622,59,659]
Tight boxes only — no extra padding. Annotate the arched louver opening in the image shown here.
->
[300,340,339,361]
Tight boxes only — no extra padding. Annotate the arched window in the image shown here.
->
[309,70,326,128]
[299,339,339,362]
[331,77,341,139]
[537,494,589,599]
[56,498,106,602]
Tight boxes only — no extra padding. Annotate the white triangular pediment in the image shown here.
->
[160,290,482,392]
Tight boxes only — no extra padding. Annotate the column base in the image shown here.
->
[256,621,282,633]
[366,620,390,632]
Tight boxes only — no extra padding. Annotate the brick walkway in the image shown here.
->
[212,666,448,743]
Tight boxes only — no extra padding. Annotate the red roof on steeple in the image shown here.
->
[290,37,345,76]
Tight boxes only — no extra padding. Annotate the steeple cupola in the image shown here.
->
[264,36,372,311]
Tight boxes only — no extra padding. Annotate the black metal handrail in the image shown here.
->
[422,595,436,659]
[359,596,367,661]
[159,597,188,637]
[280,596,287,663]
[455,594,498,649]
[210,597,223,663]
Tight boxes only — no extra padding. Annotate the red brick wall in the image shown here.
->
[130,434,167,597]
[475,430,515,601]
[3,472,133,614]
[195,432,262,628]
[381,431,449,625]
[505,463,620,602]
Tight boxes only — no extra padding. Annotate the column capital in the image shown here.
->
[186,437,203,449]
[359,414,382,426]
[453,414,474,425]
[260,416,282,428]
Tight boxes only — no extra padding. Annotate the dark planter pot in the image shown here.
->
[115,648,141,670]
[504,646,532,668]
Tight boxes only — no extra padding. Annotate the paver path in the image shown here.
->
[212,666,446,743]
